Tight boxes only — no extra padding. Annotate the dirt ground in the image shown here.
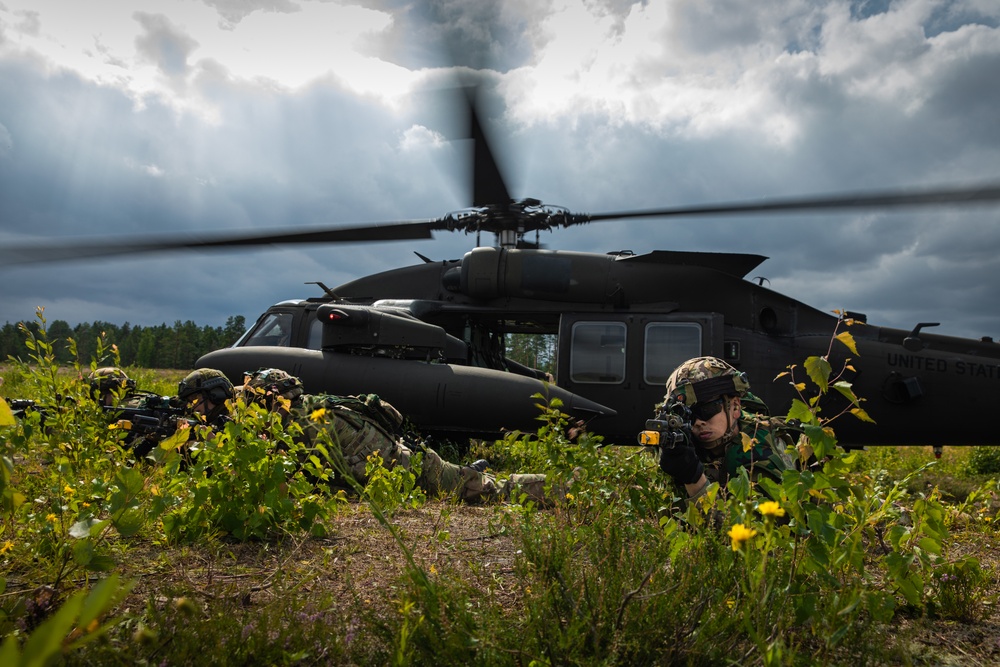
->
[109,501,1000,666]
[124,502,525,614]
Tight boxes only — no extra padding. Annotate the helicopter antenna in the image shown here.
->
[307,281,339,298]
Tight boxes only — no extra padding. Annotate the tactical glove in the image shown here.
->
[658,443,704,486]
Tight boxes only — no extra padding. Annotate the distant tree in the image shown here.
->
[1,316,249,369]
[506,333,557,376]
[118,322,137,365]
[136,328,158,368]
[47,320,74,363]
[223,315,247,345]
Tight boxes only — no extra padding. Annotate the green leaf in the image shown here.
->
[803,425,837,459]
[831,381,860,406]
[73,538,94,567]
[73,577,118,634]
[112,507,145,537]
[804,356,832,393]
[918,536,942,555]
[0,636,19,666]
[20,588,85,667]
[787,399,816,425]
[115,467,145,498]
[85,555,117,572]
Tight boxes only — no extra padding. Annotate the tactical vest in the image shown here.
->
[292,393,405,479]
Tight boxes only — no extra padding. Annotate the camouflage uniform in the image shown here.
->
[660,356,796,496]
[244,369,546,504]
[700,410,796,489]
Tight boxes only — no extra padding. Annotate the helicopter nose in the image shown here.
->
[553,391,617,419]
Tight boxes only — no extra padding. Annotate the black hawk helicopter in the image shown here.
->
[5,90,1000,447]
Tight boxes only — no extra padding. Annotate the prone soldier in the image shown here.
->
[242,368,550,504]
[91,367,204,460]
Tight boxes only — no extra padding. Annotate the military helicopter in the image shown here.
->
[5,89,1000,447]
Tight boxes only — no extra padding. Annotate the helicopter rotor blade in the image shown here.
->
[467,86,513,208]
[0,219,444,265]
[573,183,1000,224]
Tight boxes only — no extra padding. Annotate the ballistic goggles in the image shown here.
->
[689,397,726,422]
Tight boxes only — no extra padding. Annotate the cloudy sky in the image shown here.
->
[1,0,998,342]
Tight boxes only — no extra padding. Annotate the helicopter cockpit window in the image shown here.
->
[644,322,702,385]
[243,312,294,347]
[569,322,626,384]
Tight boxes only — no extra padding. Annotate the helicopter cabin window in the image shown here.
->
[306,317,323,350]
[243,312,294,347]
[569,322,626,384]
[644,322,702,385]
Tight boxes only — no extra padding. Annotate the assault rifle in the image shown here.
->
[103,394,194,457]
[6,398,45,422]
[2,397,73,425]
[636,401,694,449]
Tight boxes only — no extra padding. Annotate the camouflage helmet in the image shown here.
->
[177,368,234,404]
[88,367,135,399]
[243,368,304,402]
[663,356,749,406]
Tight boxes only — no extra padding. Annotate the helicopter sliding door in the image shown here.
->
[557,312,724,444]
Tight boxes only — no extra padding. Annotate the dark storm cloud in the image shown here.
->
[0,48,466,328]
[1,0,999,345]
[354,0,543,71]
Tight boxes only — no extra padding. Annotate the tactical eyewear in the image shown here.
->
[689,398,725,422]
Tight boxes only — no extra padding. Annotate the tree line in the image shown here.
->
[0,316,247,369]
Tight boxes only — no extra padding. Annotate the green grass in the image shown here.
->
[3,319,1000,666]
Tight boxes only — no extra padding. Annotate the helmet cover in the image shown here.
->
[89,367,135,399]
[244,367,304,402]
[663,356,749,406]
[177,368,234,402]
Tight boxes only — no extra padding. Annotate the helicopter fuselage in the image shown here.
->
[198,247,1000,446]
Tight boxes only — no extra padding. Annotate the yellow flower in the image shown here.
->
[564,492,575,501]
[757,501,785,518]
[46,513,58,524]
[727,523,757,551]
[310,407,327,422]
[63,484,75,496]
[430,564,437,575]
[0,540,13,555]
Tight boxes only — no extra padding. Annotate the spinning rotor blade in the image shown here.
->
[0,219,443,265]
[574,183,1000,224]
[468,88,512,208]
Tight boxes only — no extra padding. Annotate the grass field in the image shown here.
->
[3,352,1000,665]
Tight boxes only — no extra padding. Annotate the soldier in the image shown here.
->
[656,356,796,500]
[176,368,235,428]
[242,368,550,504]
[88,367,136,407]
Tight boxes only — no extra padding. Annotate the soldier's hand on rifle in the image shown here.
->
[658,441,704,486]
